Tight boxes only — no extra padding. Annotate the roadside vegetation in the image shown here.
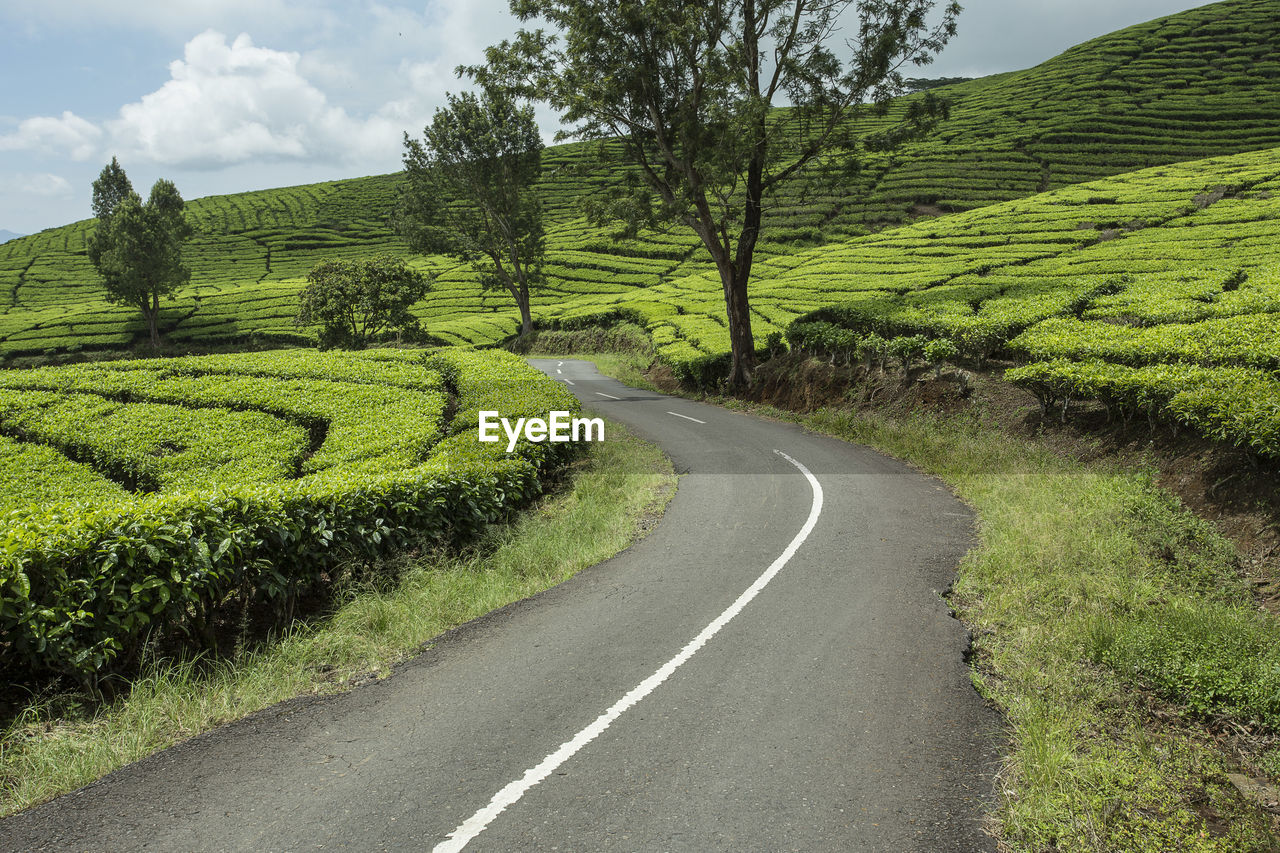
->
[796,402,1279,851]
[571,348,1280,850]
[0,348,579,686]
[0,419,675,818]
[3,0,1279,846]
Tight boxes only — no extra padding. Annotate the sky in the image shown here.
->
[0,0,1212,236]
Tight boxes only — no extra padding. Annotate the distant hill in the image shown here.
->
[0,231,23,244]
[0,0,1278,358]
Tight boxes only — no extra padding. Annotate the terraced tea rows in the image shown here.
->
[773,147,1280,456]
[1,0,1277,358]
[0,348,579,681]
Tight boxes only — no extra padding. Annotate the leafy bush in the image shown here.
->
[923,338,960,364]
[295,255,434,349]
[0,348,580,684]
[1091,603,1280,728]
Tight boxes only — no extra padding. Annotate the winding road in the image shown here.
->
[0,359,1000,852]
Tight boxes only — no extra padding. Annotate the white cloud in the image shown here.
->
[0,111,102,160]
[0,172,74,197]
[105,30,404,169]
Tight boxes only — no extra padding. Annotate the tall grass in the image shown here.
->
[751,401,1279,851]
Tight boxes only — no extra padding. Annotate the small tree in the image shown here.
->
[88,159,193,347]
[469,0,961,387]
[295,255,433,349]
[397,88,545,337]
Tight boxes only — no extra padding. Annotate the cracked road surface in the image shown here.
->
[0,359,1000,852]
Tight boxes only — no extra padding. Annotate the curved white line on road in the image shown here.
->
[434,450,824,853]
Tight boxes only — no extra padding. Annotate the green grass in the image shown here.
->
[757,401,1279,850]
[715,402,1276,849]
[568,350,1280,850]
[0,418,676,818]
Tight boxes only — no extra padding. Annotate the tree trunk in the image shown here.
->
[506,276,534,337]
[721,145,765,390]
[721,264,756,389]
[146,292,161,348]
[517,289,533,336]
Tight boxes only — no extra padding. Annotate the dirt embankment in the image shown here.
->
[733,353,1280,600]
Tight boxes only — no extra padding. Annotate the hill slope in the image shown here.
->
[640,146,1280,456]
[0,0,1277,359]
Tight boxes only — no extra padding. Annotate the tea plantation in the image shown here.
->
[1,0,1278,359]
[0,348,578,682]
[2,0,1280,667]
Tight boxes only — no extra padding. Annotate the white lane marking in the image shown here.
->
[595,392,621,400]
[666,411,706,424]
[434,450,824,853]
[557,361,564,367]
[556,368,562,374]
[564,379,575,387]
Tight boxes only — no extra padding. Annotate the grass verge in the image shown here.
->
[0,420,676,818]
[788,404,1278,852]
[571,351,1280,851]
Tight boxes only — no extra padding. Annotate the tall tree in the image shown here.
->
[396,88,545,337]
[295,255,433,350]
[88,157,133,240]
[88,161,193,347]
[469,0,961,387]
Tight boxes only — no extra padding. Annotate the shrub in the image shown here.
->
[0,348,579,684]
[1091,603,1280,728]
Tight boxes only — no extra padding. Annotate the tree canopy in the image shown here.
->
[468,0,961,386]
[88,160,193,348]
[295,255,434,349]
[397,88,545,336]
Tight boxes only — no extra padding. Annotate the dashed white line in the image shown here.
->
[557,361,564,367]
[666,411,706,424]
[556,368,562,374]
[595,392,621,400]
[432,450,824,853]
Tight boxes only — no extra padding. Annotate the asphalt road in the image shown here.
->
[0,359,1001,852]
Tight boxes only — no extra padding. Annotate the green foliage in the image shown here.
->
[88,158,132,238]
[0,5,1277,449]
[473,0,960,385]
[398,88,545,334]
[1005,359,1280,457]
[0,389,308,492]
[3,1,1280,361]
[923,337,959,364]
[295,255,433,349]
[511,322,656,356]
[0,435,129,516]
[1091,604,1280,728]
[88,162,193,347]
[0,348,580,684]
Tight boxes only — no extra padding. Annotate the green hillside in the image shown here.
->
[1,0,1278,359]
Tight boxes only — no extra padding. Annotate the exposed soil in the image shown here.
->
[741,353,1280,596]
